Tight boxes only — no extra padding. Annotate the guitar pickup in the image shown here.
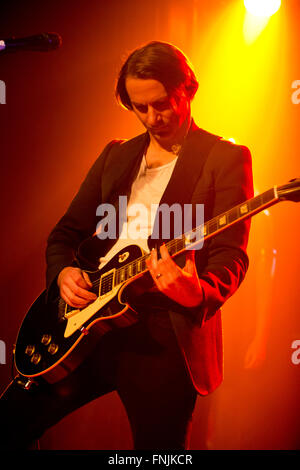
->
[99,269,116,297]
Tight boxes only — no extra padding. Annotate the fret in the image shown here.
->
[239,203,249,215]
[119,268,126,283]
[184,231,196,245]
[202,188,277,238]
[137,259,142,273]
[250,197,261,212]
[262,188,276,204]
[114,254,147,287]
[228,206,238,223]
[250,189,275,212]
[175,237,185,252]
[176,237,183,252]
[132,262,137,277]
[218,214,227,227]
[207,218,218,235]
[127,264,131,279]
[138,258,146,273]
[141,259,146,272]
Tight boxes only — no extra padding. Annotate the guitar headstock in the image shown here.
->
[277,178,300,203]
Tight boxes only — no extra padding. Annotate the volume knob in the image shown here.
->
[47,343,59,355]
[41,334,52,345]
[25,345,35,356]
[30,353,41,364]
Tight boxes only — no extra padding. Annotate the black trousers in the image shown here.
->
[0,310,197,450]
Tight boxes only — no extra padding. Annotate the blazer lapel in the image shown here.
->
[149,123,221,247]
[159,123,220,206]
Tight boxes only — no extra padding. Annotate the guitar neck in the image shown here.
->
[112,186,279,287]
[179,186,279,251]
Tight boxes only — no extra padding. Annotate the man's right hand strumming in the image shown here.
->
[57,267,97,308]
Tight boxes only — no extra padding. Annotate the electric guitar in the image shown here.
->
[14,179,300,384]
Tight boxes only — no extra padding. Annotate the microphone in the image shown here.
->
[0,33,62,53]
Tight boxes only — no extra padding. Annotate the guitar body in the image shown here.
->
[14,243,146,383]
[13,178,300,384]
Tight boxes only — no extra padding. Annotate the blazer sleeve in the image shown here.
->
[45,140,117,290]
[194,140,254,324]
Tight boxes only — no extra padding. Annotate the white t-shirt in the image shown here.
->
[101,155,178,264]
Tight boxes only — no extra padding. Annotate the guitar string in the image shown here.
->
[89,201,258,291]
[87,191,272,292]
[89,235,187,291]
[67,187,290,312]
[63,190,276,309]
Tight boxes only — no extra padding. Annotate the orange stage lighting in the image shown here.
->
[244,0,281,18]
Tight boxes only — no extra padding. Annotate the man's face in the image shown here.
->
[125,77,191,145]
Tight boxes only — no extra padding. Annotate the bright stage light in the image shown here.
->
[244,0,281,18]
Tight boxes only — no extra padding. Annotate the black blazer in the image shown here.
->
[46,122,253,395]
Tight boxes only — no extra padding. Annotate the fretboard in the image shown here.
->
[107,186,279,290]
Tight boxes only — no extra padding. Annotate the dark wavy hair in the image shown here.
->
[115,41,199,110]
